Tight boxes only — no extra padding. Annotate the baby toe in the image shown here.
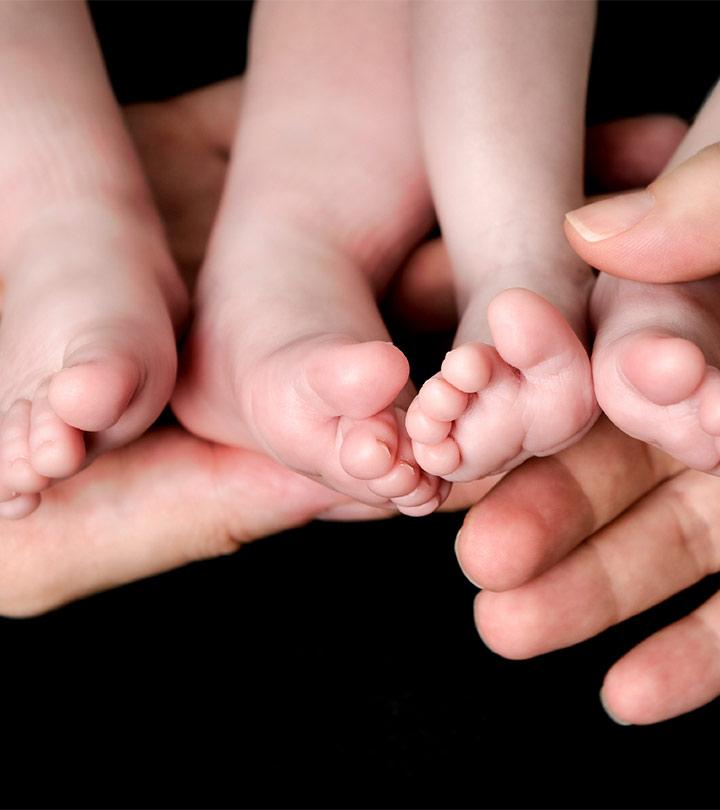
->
[339,414,397,480]
[416,375,469,422]
[391,473,439,509]
[29,384,86,479]
[618,333,707,407]
[412,436,461,477]
[397,497,441,517]
[441,343,494,394]
[367,427,421,499]
[405,398,451,445]
[0,492,41,520]
[1,400,48,493]
[48,353,141,432]
[367,459,420,499]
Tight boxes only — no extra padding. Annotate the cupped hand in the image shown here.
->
[0,79,386,617]
[456,416,720,725]
[0,84,688,619]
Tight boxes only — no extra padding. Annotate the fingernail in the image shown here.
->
[599,690,632,726]
[565,190,655,242]
[454,527,483,590]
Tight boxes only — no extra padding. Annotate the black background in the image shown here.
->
[3,2,720,807]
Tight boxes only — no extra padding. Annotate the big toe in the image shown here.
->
[48,354,142,432]
[306,339,410,419]
[488,287,584,372]
[618,333,707,406]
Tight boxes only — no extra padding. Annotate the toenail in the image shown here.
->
[376,441,392,457]
[398,460,415,473]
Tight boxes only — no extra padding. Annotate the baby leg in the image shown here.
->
[407,1,598,480]
[0,3,186,518]
[592,81,720,471]
[172,0,446,514]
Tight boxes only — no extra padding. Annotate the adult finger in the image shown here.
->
[601,590,720,725]
[455,417,683,591]
[0,427,346,617]
[473,468,720,661]
[565,143,720,283]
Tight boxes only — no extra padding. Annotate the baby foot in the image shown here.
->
[406,288,598,481]
[170,0,447,514]
[0,219,184,519]
[174,321,446,516]
[592,273,720,472]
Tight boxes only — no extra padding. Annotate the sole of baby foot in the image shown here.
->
[0,325,177,516]
[406,288,598,481]
[592,276,720,473]
[174,332,446,513]
[0,266,180,517]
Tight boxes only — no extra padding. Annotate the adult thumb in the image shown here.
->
[564,143,720,283]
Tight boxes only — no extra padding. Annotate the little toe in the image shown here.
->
[0,493,41,520]
[618,333,707,406]
[416,375,469,422]
[412,437,461,477]
[339,414,398,480]
[48,353,141,432]
[405,398,451,445]
[29,385,86,479]
[1,400,48,493]
[441,343,494,393]
[392,473,440,509]
[436,479,452,507]
[397,497,441,518]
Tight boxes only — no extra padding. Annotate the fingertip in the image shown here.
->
[599,686,633,727]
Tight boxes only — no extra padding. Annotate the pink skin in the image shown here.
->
[407,1,599,482]
[0,3,185,518]
[407,288,597,480]
[171,1,445,514]
[8,75,716,725]
[584,83,720,474]
[591,275,720,472]
[458,416,720,725]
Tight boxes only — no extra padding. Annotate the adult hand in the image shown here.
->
[565,111,720,283]
[0,88,686,617]
[0,79,384,617]
[423,110,720,725]
[456,416,720,726]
